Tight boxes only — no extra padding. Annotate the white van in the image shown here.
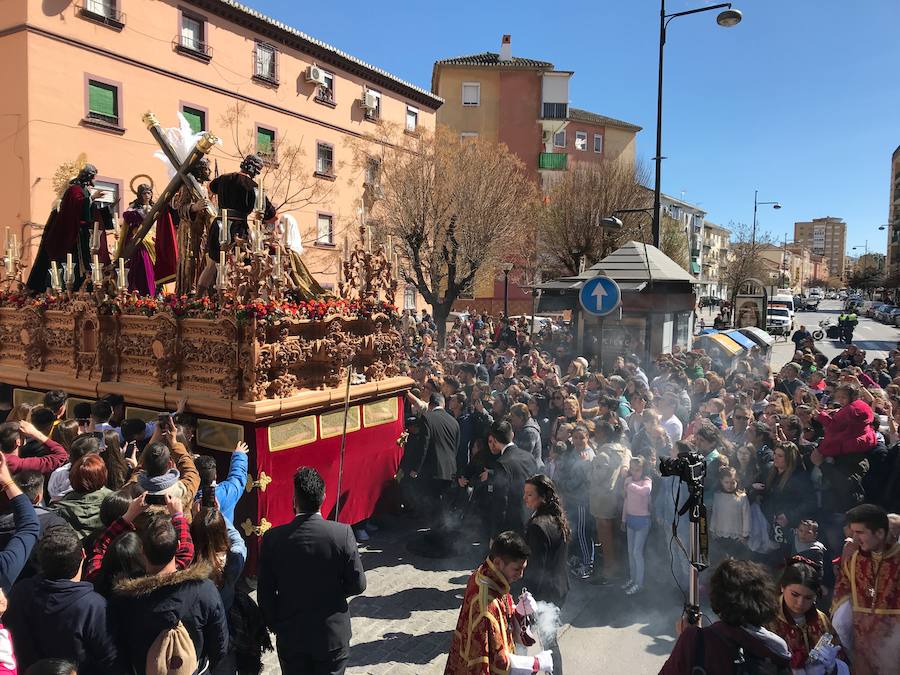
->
[771,294,795,318]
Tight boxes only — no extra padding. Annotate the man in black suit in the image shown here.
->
[258,467,367,675]
[410,392,459,554]
[485,421,538,537]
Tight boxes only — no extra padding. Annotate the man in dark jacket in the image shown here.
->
[5,527,121,674]
[411,393,460,544]
[485,421,538,537]
[258,467,366,675]
[510,403,543,469]
[112,511,228,672]
[0,470,67,579]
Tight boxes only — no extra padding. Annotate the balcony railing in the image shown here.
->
[174,35,213,60]
[541,102,568,120]
[77,1,125,29]
[539,152,567,170]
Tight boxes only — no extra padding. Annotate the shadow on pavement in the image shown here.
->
[350,586,464,620]
[348,630,454,668]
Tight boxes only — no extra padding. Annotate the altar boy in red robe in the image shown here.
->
[445,531,554,675]
[833,503,900,675]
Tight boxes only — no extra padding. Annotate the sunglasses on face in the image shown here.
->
[734,415,749,420]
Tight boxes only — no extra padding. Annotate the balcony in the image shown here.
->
[77,1,125,30]
[539,152,567,170]
[174,36,213,62]
[541,102,568,120]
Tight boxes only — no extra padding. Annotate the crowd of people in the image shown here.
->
[0,390,275,674]
[0,306,897,674]
[393,310,899,675]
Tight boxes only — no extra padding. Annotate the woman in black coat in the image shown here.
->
[524,474,571,675]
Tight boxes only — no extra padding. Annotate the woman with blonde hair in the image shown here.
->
[5,402,34,424]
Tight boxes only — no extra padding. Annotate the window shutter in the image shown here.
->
[182,109,203,134]
[257,128,274,155]
[88,82,116,117]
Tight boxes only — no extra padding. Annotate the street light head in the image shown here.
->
[600,216,624,229]
[501,262,514,272]
[716,8,743,27]
[772,202,782,210]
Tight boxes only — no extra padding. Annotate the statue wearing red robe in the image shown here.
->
[27,165,112,293]
[833,542,900,674]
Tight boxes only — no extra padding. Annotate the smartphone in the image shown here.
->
[145,493,167,506]
[158,412,172,424]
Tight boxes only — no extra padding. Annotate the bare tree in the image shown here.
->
[217,102,332,213]
[660,215,689,270]
[350,124,538,345]
[537,160,650,275]
[720,222,775,316]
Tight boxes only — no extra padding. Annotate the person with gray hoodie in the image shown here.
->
[511,403,544,469]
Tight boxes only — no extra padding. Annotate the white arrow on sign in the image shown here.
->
[592,281,607,307]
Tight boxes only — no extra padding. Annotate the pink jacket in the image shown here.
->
[623,476,652,519]
[817,399,877,457]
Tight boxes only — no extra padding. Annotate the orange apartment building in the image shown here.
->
[431,35,641,315]
[0,0,441,306]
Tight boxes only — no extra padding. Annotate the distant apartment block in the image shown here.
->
[794,217,847,280]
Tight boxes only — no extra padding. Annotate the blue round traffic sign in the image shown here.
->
[579,276,621,317]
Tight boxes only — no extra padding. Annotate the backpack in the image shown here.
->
[146,620,199,675]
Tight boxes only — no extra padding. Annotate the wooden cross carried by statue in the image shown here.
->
[120,112,218,261]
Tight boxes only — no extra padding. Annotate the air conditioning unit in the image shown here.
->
[360,91,378,111]
[305,64,327,85]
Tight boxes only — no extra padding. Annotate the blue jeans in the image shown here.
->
[626,515,651,587]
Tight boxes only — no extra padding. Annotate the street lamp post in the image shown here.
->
[652,2,742,247]
[752,189,781,246]
[501,263,514,317]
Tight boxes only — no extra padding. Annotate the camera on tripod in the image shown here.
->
[659,450,706,485]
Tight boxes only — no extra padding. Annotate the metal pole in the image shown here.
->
[503,269,510,317]
[652,0,666,248]
[752,189,758,246]
[333,363,353,522]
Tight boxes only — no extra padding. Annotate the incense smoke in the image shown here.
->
[533,600,562,646]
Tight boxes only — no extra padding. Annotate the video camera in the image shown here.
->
[659,450,706,485]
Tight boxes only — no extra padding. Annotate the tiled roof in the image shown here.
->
[193,1,442,108]
[435,52,555,69]
[568,108,642,132]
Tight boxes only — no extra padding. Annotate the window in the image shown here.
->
[316,214,334,245]
[181,106,205,134]
[254,43,277,82]
[403,286,416,311]
[575,131,587,151]
[364,89,381,121]
[462,82,480,106]
[93,179,120,217]
[317,70,335,103]
[406,106,418,132]
[180,14,204,52]
[365,158,380,186]
[316,143,334,176]
[257,127,275,157]
[593,133,603,153]
[87,79,119,126]
[85,0,115,18]
[553,130,566,148]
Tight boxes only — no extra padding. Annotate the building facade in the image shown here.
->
[857,252,885,275]
[699,220,730,299]
[794,217,847,281]
[0,0,440,304]
[887,145,900,277]
[431,35,642,314]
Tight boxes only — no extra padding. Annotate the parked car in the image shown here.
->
[889,308,900,326]
[699,296,721,308]
[863,302,882,317]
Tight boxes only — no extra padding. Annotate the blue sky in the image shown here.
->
[251,0,899,254]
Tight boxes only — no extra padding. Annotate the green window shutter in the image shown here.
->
[691,262,701,274]
[257,128,274,154]
[182,108,203,134]
[88,81,116,118]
